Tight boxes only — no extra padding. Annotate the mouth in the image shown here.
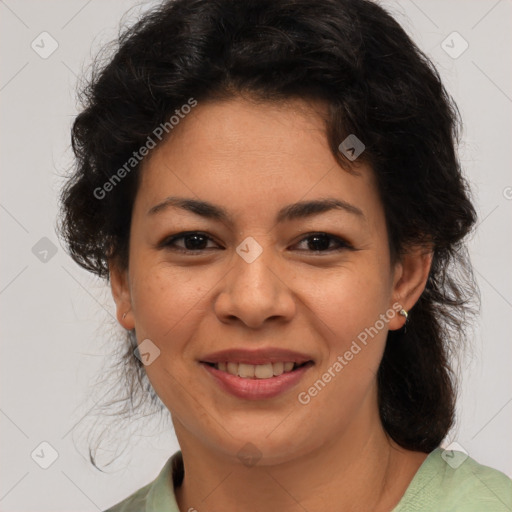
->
[199,353,314,400]
[201,361,312,379]
[199,348,315,399]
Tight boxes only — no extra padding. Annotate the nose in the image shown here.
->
[213,246,296,329]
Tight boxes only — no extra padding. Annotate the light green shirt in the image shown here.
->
[104,448,512,511]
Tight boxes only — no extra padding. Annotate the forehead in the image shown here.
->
[135,97,381,222]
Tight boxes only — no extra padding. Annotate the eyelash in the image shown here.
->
[159,231,353,254]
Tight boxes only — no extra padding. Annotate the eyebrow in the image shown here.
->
[147,196,365,224]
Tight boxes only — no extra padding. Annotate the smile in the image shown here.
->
[200,360,314,400]
[205,361,307,379]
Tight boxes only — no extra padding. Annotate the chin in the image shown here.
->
[201,420,323,467]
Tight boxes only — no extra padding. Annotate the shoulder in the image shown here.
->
[440,450,512,510]
[394,447,512,511]
[103,451,183,512]
[103,481,152,512]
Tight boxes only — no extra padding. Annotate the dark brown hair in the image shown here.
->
[59,0,478,465]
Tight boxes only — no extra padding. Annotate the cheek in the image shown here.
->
[298,263,391,395]
[128,264,212,412]
[129,261,211,348]
[299,274,390,416]
[301,262,392,345]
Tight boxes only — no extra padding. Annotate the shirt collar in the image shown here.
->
[145,450,183,512]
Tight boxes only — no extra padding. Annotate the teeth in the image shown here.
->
[227,362,238,375]
[284,362,294,372]
[215,361,300,379]
[273,362,284,376]
[238,363,255,378]
[254,363,273,379]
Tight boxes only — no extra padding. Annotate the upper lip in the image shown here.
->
[200,348,314,365]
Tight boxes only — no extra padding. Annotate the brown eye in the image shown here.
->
[293,233,352,253]
[180,234,209,250]
[160,232,222,252]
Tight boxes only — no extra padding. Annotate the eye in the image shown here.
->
[159,231,352,254]
[160,231,223,253]
[292,232,352,253]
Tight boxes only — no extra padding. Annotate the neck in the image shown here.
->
[174,401,427,512]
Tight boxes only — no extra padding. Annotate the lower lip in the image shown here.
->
[201,363,313,400]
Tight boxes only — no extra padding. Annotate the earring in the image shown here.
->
[398,308,408,334]
[122,312,128,320]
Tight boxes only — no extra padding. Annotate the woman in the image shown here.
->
[59,0,512,510]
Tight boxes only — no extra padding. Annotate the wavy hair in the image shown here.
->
[58,0,478,468]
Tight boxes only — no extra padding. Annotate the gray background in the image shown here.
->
[1,0,511,510]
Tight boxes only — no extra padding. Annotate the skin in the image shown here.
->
[110,97,433,512]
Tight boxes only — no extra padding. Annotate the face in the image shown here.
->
[111,97,426,465]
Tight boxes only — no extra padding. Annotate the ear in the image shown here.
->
[109,260,135,330]
[388,246,433,331]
